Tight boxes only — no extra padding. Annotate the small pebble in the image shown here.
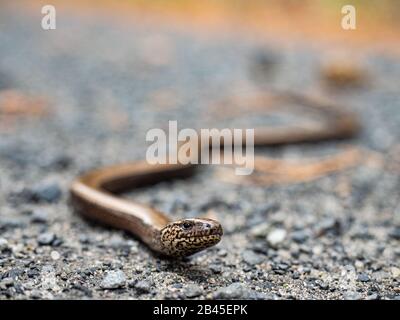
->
[355,260,364,270]
[31,210,49,224]
[250,223,270,238]
[0,237,9,250]
[29,290,42,299]
[184,284,203,298]
[100,270,126,289]
[133,280,152,294]
[267,229,286,247]
[312,245,323,256]
[209,264,222,274]
[52,237,63,246]
[44,155,72,170]
[37,232,56,246]
[389,227,400,240]
[291,230,309,243]
[317,280,329,290]
[32,184,62,203]
[217,249,227,257]
[251,241,269,254]
[78,235,91,244]
[358,273,370,282]
[373,271,389,282]
[316,217,340,235]
[242,250,264,266]
[0,277,14,289]
[343,291,362,300]
[213,283,245,299]
[50,251,61,260]
[0,217,25,229]
[391,267,400,278]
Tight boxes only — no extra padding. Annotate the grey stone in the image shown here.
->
[3,268,24,279]
[108,236,131,250]
[250,240,269,255]
[184,284,203,298]
[275,263,290,271]
[31,210,49,223]
[133,280,152,294]
[0,238,9,250]
[78,235,91,244]
[366,293,379,300]
[267,229,287,246]
[42,155,72,170]
[316,280,329,290]
[29,290,42,299]
[242,250,264,265]
[217,249,227,257]
[213,283,246,299]
[316,217,341,235]
[373,271,390,282]
[31,184,62,203]
[291,230,309,243]
[391,267,400,278]
[213,283,268,300]
[389,227,400,240]
[100,270,126,289]
[358,273,370,282]
[0,217,25,230]
[343,291,362,300]
[37,232,56,245]
[209,264,222,274]
[250,223,270,238]
[0,277,14,290]
[72,284,92,297]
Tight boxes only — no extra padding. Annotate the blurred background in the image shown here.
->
[0,0,399,300]
[36,0,400,48]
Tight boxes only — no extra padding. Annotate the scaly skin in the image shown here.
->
[159,218,223,257]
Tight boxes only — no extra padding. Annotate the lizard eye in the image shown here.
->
[182,222,193,230]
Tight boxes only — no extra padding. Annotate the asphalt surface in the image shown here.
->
[0,3,399,299]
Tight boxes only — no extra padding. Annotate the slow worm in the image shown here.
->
[70,92,360,257]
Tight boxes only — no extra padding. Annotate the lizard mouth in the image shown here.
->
[190,233,222,241]
[204,225,223,237]
[176,234,222,255]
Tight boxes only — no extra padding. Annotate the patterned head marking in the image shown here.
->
[160,218,223,257]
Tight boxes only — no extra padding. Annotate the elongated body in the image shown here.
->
[70,92,360,257]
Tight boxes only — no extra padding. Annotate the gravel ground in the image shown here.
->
[0,3,399,300]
